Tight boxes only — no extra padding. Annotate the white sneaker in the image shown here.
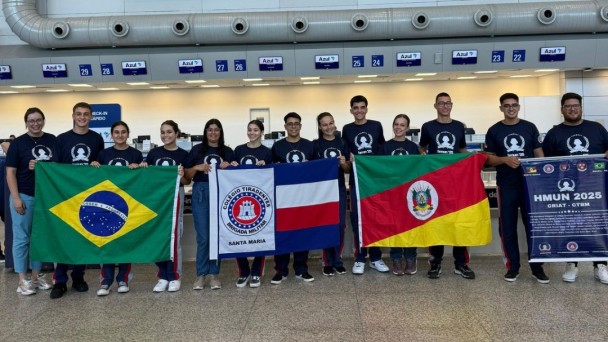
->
[562,263,578,282]
[168,280,181,292]
[153,279,169,292]
[193,276,205,290]
[209,275,222,290]
[17,279,36,296]
[594,264,608,284]
[97,284,110,296]
[33,274,52,290]
[352,262,365,275]
[370,260,390,273]
[117,282,129,293]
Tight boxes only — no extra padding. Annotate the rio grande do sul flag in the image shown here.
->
[354,153,491,247]
[210,158,340,259]
[31,163,179,264]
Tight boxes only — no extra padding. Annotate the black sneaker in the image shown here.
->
[72,280,89,292]
[270,273,286,285]
[427,263,442,279]
[323,266,335,276]
[296,272,315,282]
[504,270,519,282]
[532,269,550,284]
[334,266,347,275]
[454,264,476,279]
[50,283,68,299]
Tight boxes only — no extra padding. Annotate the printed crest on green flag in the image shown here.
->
[32,163,179,264]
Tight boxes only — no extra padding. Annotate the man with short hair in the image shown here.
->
[342,95,389,275]
[50,102,105,299]
[419,92,475,280]
[542,92,608,284]
[485,93,549,283]
[270,112,315,284]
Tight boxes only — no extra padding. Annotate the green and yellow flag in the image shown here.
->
[355,153,491,247]
[32,163,179,264]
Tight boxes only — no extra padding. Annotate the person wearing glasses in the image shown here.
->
[270,112,315,284]
[6,108,56,295]
[542,92,608,285]
[185,119,235,291]
[484,93,548,284]
[342,95,389,275]
[419,92,475,280]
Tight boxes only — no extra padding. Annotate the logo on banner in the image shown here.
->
[566,241,579,252]
[543,164,555,174]
[594,162,606,170]
[560,163,570,172]
[221,186,272,236]
[557,178,576,192]
[538,243,552,253]
[577,162,588,172]
[525,166,537,174]
[407,180,438,220]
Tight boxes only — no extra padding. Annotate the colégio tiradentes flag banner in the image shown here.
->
[31,163,179,264]
[354,153,491,247]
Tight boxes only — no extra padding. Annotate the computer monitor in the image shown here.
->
[464,128,476,134]
[190,135,204,142]
[137,135,151,143]
[406,129,420,136]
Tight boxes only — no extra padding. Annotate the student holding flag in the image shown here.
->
[484,93,549,283]
[50,102,104,299]
[313,112,349,277]
[6,107,56,295]
[90,121,143,296]
[270,112,315,284]
[186,119,235,291]
[381,114,420,276]
[230,119,273,288]
[142,120,190,293]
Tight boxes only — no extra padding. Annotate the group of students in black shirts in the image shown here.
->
[7,90,608,298]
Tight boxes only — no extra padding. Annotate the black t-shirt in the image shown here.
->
[97,146,143,166]
[234,144,273,165]
[145,146,189,167]
[271,138,314,163]
[342,120,385,156]
[420,119,466,154]
[381,139,420,156]
[485,119,542,187]
[52,129,104,165]
[184,144,235,183]
[543,120,608,156]
[5,132,56,196]
[313,137,349,189]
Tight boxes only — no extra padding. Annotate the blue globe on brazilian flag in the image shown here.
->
[32,163,179,264]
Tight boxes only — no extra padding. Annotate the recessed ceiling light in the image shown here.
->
[185,80,207,84]
[201,85,220,88]
[510,75,531,78]
[300,77,320,80]
[358,75,378,78]
[150,86,170,89]
[126,82,149,86]
[416,73,437,76]
[46,89,69,92]
[354,80,372,83]
[303,81,320,85]
[10,85,36,89]
[405,78,424,81]
[534,69,559,72]
[0,91,19,94]
[98,87,120,91]
[252,83,270,87]
[68,84,93,87]
[474,70,498,74]
[457,76,477,80]
[243,78,263,82]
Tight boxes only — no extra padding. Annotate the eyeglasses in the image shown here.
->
[502,104,520,110]
[563,104,581,110]
[27,119,44,125]
[436,102,453,107]
[206,128,221,133]
[285,122,301,127]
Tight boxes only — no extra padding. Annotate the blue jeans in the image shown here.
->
[192,182,220,276]
[156,188,184,281]
[390,248,417,260]
[323,187,346,268]
[101,263,131,285]
[10,194,42,274]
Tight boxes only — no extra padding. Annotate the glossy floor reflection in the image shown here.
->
[0,256,607,342]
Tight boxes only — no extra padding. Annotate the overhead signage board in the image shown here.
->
[259,57,283,71]
[396,52,422,67]
[215,60,228,72]
[234,59,247,72]
[513,50,526,62]
[178,59,203,73]
[540,47,566,62]
[0,65,12,80]
[315,55,339,69]
[42,63,68,78]
[121,61,147,75]
[101,63,114,76]
[371,55,384,67]
[491,50,504,63]
[352,55,364,68]
[452,50,478,65]
[79,64,93,76]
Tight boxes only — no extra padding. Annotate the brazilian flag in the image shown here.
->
[32,163,179,264]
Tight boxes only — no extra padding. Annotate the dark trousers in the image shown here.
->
[274,251,309,276]
[53,263,86,284]
[237,256,266,277]
[429,245,468,266]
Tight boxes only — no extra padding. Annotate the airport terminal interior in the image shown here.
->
[2,0,608,341]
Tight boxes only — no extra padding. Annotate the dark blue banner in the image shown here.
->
[522,155,608,262]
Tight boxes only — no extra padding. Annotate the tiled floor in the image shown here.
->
[0,256,607,342]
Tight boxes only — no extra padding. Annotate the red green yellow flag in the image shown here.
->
[354,153,491,247]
